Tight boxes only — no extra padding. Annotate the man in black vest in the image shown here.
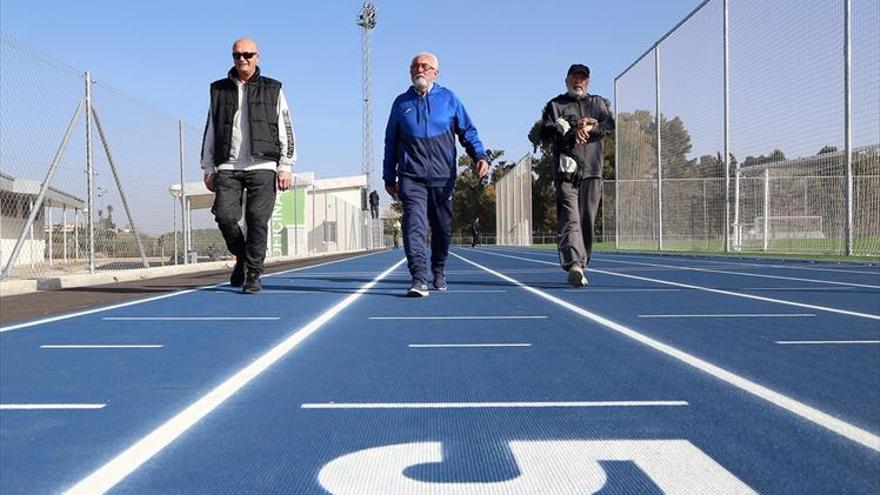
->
[201,38,295,294]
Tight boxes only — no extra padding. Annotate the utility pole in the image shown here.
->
[358,2,377,249]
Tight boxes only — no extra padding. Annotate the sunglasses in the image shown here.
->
[232,52,258,60]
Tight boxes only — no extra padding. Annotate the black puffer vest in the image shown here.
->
[208,66,282,165]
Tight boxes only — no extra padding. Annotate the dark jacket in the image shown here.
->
[204,67,283,166]
[383,83,487,187]
[540,93,614,180]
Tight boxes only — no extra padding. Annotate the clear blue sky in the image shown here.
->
[1,0,702,183]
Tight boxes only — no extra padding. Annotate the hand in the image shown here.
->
[578,117,598,128]
[385,183,398,199]
[203,172,216,192]
[576,127,590,145]
[277,170,292,191]
[475,159,489,179]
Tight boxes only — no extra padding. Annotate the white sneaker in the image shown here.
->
[567,266,588,287]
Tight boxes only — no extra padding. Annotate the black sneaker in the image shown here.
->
[230,257,245,288]
[432,274,447,291]
[243,272,262,294]
[567,266,588,287]
[406,279,429,297]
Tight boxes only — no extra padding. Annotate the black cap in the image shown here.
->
[567,64,590,77]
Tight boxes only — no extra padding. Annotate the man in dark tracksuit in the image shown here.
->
[201,38,295,294]
[383,52,489,297]
[470,217,481,248]
[540,64,614,287]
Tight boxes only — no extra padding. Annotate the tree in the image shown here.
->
[453,149,504,237]
[742,149,786,168]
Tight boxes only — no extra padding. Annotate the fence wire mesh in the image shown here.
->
[615,0,879,256]
[1,33,370,281]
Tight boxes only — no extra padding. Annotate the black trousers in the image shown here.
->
[555,177,602,271]
[211,169,276,275]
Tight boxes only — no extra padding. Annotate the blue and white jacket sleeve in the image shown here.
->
[382,98,400,186]
[453,95,488,163]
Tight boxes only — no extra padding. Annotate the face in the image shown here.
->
[566,73,589,98]
[232,39,260,79]
[409,55,438,91]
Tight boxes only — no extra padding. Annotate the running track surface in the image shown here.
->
[1,247,878,494]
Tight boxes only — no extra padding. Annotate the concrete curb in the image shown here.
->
[0,250,369,297]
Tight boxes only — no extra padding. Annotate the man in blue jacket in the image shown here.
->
[383,52,489,297]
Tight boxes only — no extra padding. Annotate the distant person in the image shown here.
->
[383,52,489,296]
[369,189,380,219]
[201,37,295,294]
[538,64,614,287]
[470,217,481,248]
[392,219,402,249]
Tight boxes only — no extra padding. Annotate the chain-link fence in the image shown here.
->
[1,33,371,281]
[614,0,879,256]
[495,154,532,246]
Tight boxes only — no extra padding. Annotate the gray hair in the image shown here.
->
[411,52,439,70]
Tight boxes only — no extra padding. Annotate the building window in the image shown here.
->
[323,221,337,243]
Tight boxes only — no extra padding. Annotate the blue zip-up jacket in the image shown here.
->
[383,83,488,187]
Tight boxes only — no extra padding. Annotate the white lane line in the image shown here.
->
[301,401,688,409]
[639,313,815,318]
[738,287,861,291]
[408,343,532,348]
[496,247,880,283]
[450,251,880,453]
[102,317,280,321]
[776,340,880,345]
[443,289,509,293]
[63,257,407,495]
[564,288,681,293]
[593,256,880,289]
[261,290,326,294]
[597,252,880,276]
[477,250,880,321]
[0,251,383,333]
[369,316,547,320]
[1,404,106,410]
[41,345,163,349]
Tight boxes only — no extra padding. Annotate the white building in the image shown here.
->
[169,172,368,258]
[1,172,85,269]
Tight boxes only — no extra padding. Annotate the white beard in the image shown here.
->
[567,87,586,99]
[412,75,429,92]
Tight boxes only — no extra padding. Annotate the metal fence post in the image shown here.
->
[47,207,53,267]
[655,45,663,251]
[172,197,178,265]
[763,168,770,251]
[63,206,68,263]
[293,175,298,255]
[85,72,96,273]
[843,0,853,255]
[178,120,189,264]
[723,0,731,253]
[614,78,620,249]
[75,208,80,261]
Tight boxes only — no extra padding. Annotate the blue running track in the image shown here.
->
[1,247,878,494]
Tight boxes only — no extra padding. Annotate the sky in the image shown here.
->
[2,0,875,235]
[0,0,702,182]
